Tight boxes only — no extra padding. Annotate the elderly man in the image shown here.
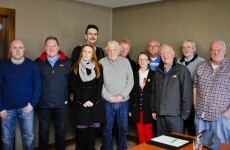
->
[150,44,192,136]
[0,40,41,150]
[99,40,134,150]
[193,40,230,143]
[147,40,161,71]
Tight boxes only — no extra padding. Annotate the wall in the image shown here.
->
[0,0,112,149]
[0,0,112,59]
[113,0,230,60]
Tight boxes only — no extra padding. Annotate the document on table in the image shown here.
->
[151,135,189,147]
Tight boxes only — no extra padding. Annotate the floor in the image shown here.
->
[64,136,138,150]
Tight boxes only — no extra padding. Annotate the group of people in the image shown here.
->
[0,24,229,150]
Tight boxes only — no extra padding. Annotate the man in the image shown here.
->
[71,24,105,66]
[120,39,137,72]
[35,36,71,150]
[150,44,192,136]
[147,40,161,71]
[193,40,230,143]
[99,40,134,150]
[178,40,204,136]
[0,40,41,150]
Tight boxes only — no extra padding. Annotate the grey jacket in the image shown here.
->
[150,59,193,119]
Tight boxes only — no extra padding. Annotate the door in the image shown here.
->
[0,7,15,149]
[0,7,15,62]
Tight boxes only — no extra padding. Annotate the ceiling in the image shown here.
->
[74,0,162,8]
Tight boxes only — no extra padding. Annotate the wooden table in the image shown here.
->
[128,132,230,150]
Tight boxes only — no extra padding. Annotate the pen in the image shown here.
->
[171,138,177,143]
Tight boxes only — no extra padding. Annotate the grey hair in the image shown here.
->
[183,40,196,50]
[161,44,175,56]
[105,40,121,52]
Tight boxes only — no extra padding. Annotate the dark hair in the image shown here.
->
[85,24,99,34]
[44,36,59,45]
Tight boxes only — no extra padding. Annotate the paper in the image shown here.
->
[151,135,189,147]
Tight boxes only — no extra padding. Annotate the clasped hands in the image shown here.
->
[108,95,123,103]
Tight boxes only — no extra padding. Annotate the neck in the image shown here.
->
[140,67,148,72]
[185,55,194,61]
[150,54,158,58]
[11,57,25,65]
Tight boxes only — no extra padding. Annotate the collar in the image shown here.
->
[39,50,66,62]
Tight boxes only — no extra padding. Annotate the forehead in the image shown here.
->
[139,54,148,58]
[211,41,224,49]
[183,41,193,47]
[11,40,24,47]
[45,39,58,45]
[120,42,130,48]
[149,41,159,45]
[108,43,117,49]
[83,46,93,51]
[87,28,97,34]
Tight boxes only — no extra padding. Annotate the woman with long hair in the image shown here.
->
[69,44,105,150]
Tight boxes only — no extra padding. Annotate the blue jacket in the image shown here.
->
[35,51,71,108]
[0,58,41,111]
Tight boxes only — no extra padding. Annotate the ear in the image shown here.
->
[84,34,87,40]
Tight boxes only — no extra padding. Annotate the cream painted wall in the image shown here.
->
[0,0,112,60]
[0,0,112,149]
[113,0,230,61]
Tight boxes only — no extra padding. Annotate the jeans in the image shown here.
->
[1,109,34,150]
[195,114,230,144]
[157,115,184,136]
[103,101,129,150]
[38,107,66,150]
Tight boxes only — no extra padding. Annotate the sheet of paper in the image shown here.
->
[151,135,189,147]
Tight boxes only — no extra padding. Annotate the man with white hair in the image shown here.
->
[150,44,193,136]
[99,40,134,150]
[193,40,230,143]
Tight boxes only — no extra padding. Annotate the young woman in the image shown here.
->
[69,44,105,150]
[129,52,154,144]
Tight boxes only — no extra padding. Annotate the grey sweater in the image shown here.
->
[99,56,134,101]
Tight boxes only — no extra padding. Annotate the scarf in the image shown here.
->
[79,58,96,82]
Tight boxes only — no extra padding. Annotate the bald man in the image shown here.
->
[193,40,230,143]
[0,40,41,150]
[147,40,161,71]
[150,44,192,136]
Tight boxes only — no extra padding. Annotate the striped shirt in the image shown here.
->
[193,58,230,121]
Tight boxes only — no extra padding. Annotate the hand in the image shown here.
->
[108,96,116,103]
[224,109,230,117]
[152,113,157,120]
[115,95,123,103]
[0,110,7,119]
[23,103,33,113]
[83,101,93,107]
[129,112,132,117]
[69,93,74,102]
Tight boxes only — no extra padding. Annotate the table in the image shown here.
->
[128,132,230,150]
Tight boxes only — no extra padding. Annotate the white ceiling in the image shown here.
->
[74,0,162,8]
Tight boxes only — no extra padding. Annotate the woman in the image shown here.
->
[178,40,204,136]
[129,52,154,144]
[69,44,105,150]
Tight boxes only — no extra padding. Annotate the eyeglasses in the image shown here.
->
[138,59,148,62]
[148,45,159,49]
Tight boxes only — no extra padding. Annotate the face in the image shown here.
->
[85,28,98,44]
[10,40,25,60]
[210,41,226,65]
[120,42,131,57]
[160,45,175,65]
[182,41,195,58]
[82,46,93,62]
[44,39,60,59]
[138,54,150,69]
[107,43,120,61]
[147,40,160,57]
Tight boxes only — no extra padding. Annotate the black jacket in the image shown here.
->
[35,51,71,108]
[129,70,154,124]
[71,45,105,66]
[150,59,193,120]
[69,67,105,125]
